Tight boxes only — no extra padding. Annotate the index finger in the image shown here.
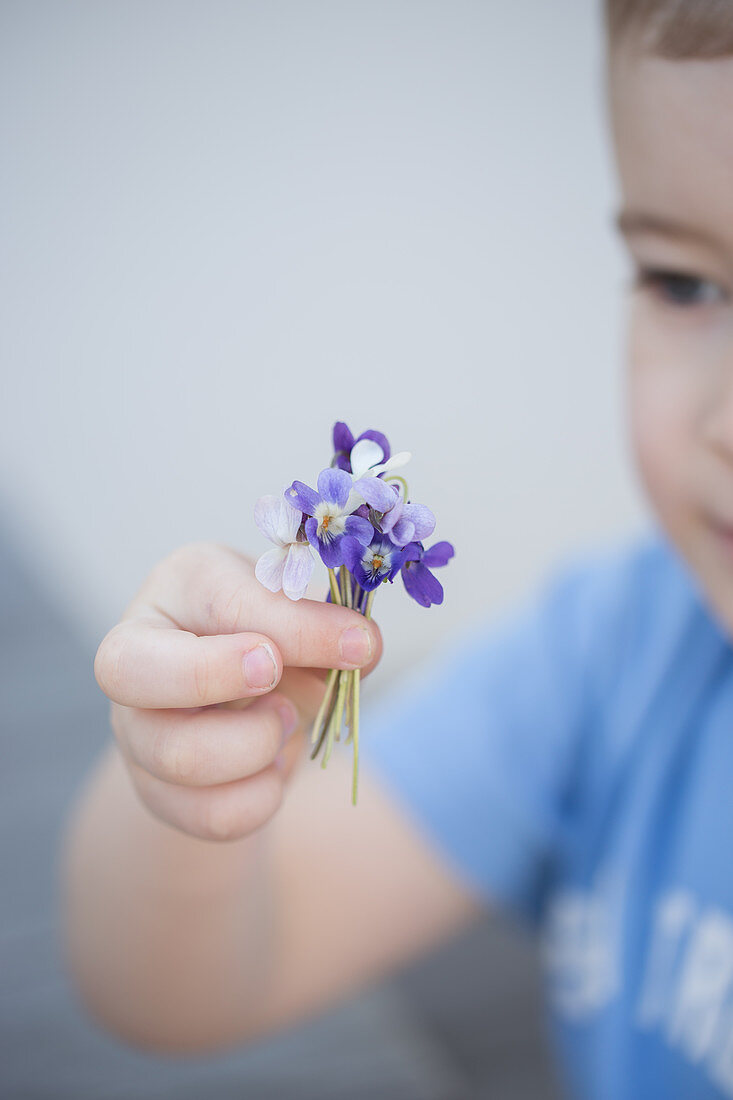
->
[96,543,382,708]
[132,542,382,670]
[136,539,378,660]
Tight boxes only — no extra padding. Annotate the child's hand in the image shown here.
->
[93,542,382,842]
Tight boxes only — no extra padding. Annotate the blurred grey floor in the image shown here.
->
[0,514,563,1100]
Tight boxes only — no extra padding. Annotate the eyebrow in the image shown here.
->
[615,209,722,251]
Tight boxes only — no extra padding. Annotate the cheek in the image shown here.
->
[626,303,699,536]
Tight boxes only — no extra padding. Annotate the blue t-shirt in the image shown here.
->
[360,526,733,1100]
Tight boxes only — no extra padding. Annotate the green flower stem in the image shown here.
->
[310,667,338,746]
[344,667,353,731]
[310,578,374,802]
[341,565,353,609]
[385,474,409,500]
[309,674,339,760]
[328,568,342,606]
[345,588,374,757]
[322,669,348,768]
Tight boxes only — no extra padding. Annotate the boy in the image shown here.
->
[62,2,733,1095]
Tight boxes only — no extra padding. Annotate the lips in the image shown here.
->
[709,515,733,537]
[708,515,733,562]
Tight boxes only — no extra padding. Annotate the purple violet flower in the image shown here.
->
[401,541,455,607]
[286,468,372,568]
[333,422,392,473]
[342,533,403,591]
[380,487,436,548]
[348,437,412,512]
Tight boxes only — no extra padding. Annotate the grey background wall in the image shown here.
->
[1,0,646,685]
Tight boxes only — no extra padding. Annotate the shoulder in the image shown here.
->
[470,526,718,724]
[536,525,707,662]
[549,525,692,612]
[546,527,732,761]
[425,528,694,697]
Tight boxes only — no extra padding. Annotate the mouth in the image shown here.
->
[707,514,733,557]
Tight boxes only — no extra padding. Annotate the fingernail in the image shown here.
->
[243,644,278,690]
[276,700,298,746]
[339,626,373,667]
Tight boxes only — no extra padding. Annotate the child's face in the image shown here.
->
[610,49,733,636]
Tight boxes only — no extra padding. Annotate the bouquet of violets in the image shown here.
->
[254,421,454,805]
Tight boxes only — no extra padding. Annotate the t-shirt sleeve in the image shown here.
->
[359,549,622,925]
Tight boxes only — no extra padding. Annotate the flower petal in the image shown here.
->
[304,516,319,550]
[282,543,315,601]
[358,570,383,591]
[401,541,423,563]
[254,495,285,546]
[317,466,352,509]
[344,514,374,546]
[277,497,304,544]
[402,561,444,607]
[373,450,411,475]
[286,481,320,516]
[255,546,287,592]
[341,535,364,574]
[380,495,402,533]
[356,429,391,461]
[354,475,398,512]
[390,517,415,547]
[423,541,455,568]
[333,421,355,455]
[404,503,436,541]
[318,535,345,568]
[384,545,404,582]
[350,438,385,479]
[345,488,365,514]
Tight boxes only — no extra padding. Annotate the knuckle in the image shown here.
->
[149,726,173,777]
[264,709,284,756]
[202,770,283,842]
[143,542,221,601]
[151,726,200,784]
[219,581,249,634]
[143,541,256,636]
[243,700,288,766]
[165,540,220,569]
[287,616,309,662]
[125,760,156,813]
[124,760,199,839]
[190,647,212,706]
[172,737,199,783]
[256,769,285,825]
[206,568,253,635]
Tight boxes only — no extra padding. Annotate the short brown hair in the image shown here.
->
[606,0,733,58]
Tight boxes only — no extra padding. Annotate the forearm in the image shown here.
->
[61,740,279,1051]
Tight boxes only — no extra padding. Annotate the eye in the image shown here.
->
[634,266,729,308]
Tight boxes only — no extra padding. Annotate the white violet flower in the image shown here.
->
[254,494,316,601]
